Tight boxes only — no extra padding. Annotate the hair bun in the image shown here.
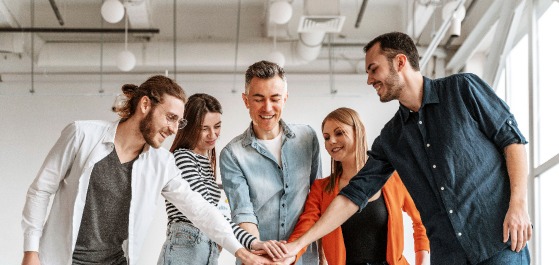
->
[121,84,139,95]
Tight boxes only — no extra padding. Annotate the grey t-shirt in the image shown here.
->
[72,149,134,265]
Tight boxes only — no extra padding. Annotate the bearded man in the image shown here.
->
[21,75,274,265]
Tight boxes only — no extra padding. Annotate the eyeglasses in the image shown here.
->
[165,114,188,129]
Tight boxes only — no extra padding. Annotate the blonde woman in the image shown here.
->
[286,107,430,265]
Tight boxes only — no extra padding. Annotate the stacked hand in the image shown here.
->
[250,241,301,264]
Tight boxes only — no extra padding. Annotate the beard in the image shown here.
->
[139,109,161,148]
[379,63,404,102]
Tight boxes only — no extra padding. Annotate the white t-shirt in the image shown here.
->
[258,130,283,166]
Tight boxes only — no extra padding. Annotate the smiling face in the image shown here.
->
[139,94,185,148]
[192,112,222,156]
[322,119,356,164]
[365,42,404,102]
[242,75,288,139]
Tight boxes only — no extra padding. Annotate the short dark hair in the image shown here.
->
[170,93,222,173]
[244,60,286,93]
[113,75,187,120]
[363,32,420,71]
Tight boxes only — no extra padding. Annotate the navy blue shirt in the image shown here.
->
[340,73,527,264]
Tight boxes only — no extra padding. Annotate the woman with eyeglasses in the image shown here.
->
[157,93,283,265]
[285,107,430,265]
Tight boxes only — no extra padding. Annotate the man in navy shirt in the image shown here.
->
[281,32,532,264]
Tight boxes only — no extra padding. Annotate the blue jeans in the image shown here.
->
[478,246,530,265]
[157,222,220,265]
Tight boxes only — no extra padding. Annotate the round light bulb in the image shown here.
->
[101,0,125,24]
[269,1,293,24]
[268,51,286,67]
[117,50,136,71]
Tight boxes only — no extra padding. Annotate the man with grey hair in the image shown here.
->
[220,61,322,264]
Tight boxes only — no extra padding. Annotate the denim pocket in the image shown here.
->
[170,230,198,248]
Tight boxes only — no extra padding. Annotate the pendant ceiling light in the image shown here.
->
[116,9,136,71]
[101,0,125,24]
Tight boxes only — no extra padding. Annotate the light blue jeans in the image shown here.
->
[157,222,220,265]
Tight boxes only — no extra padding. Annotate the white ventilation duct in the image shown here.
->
[267,0,343,64]
[36,40,323,69]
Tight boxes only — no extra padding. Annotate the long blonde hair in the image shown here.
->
[321,107,368,193]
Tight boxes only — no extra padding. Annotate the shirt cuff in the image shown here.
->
[231,212,258,225]
[338,186,369,212]
[23,234,40,252]
[222,239,244,256]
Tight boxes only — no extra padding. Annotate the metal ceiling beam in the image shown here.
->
[446,0,503,73]
[482,0,526,87]
[0,27,159,34]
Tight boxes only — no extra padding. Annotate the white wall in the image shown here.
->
[0,73,418,264]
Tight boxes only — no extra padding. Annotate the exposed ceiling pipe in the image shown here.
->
[354,0,368,28]
[36,41,321,70]
[0,27,159,33]
[47,0,64,26]
[262,0,341,64]
[419,0,466,72]
[406,1,437,40]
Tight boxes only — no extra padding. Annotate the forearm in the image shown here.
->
[22,251,40,265]
[292,195,357,249]
[239,222,260,240]
[164,179,243,254]
[415,250,430,265]
[504,144,528,205]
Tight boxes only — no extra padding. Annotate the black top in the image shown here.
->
[342,193,388,264]
[72,149,134,265]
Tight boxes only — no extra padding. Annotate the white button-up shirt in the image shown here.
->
[22,120,242,265]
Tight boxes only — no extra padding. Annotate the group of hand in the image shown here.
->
[239,240,300,265]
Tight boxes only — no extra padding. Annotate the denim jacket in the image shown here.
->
[220,120,321,244]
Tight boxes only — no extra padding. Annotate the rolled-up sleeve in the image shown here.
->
[339,140,394,211]
[219,146,258,225]
[462,74,527,151]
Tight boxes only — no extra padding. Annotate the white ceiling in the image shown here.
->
[0,0,554,78]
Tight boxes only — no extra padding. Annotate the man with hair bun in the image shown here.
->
[21,75,274,265]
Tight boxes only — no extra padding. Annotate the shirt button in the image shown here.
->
[285,185,288,189]
[457,232,462,237]
[281,223,285,227]
[449,209,453,214]
[440,187,445,190]
[282,203,285,207]
[426,143,430,147]
[432,165,437,168]
[418,121,423,125]
[508,120,512,125]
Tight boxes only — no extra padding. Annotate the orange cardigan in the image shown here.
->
[288,172,429,265]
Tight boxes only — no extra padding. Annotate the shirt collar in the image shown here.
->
[241,119,295,147]
[104,119,150,153]
[399,76,439,122]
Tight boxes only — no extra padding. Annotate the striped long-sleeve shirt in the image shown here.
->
[165,148,257,249]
